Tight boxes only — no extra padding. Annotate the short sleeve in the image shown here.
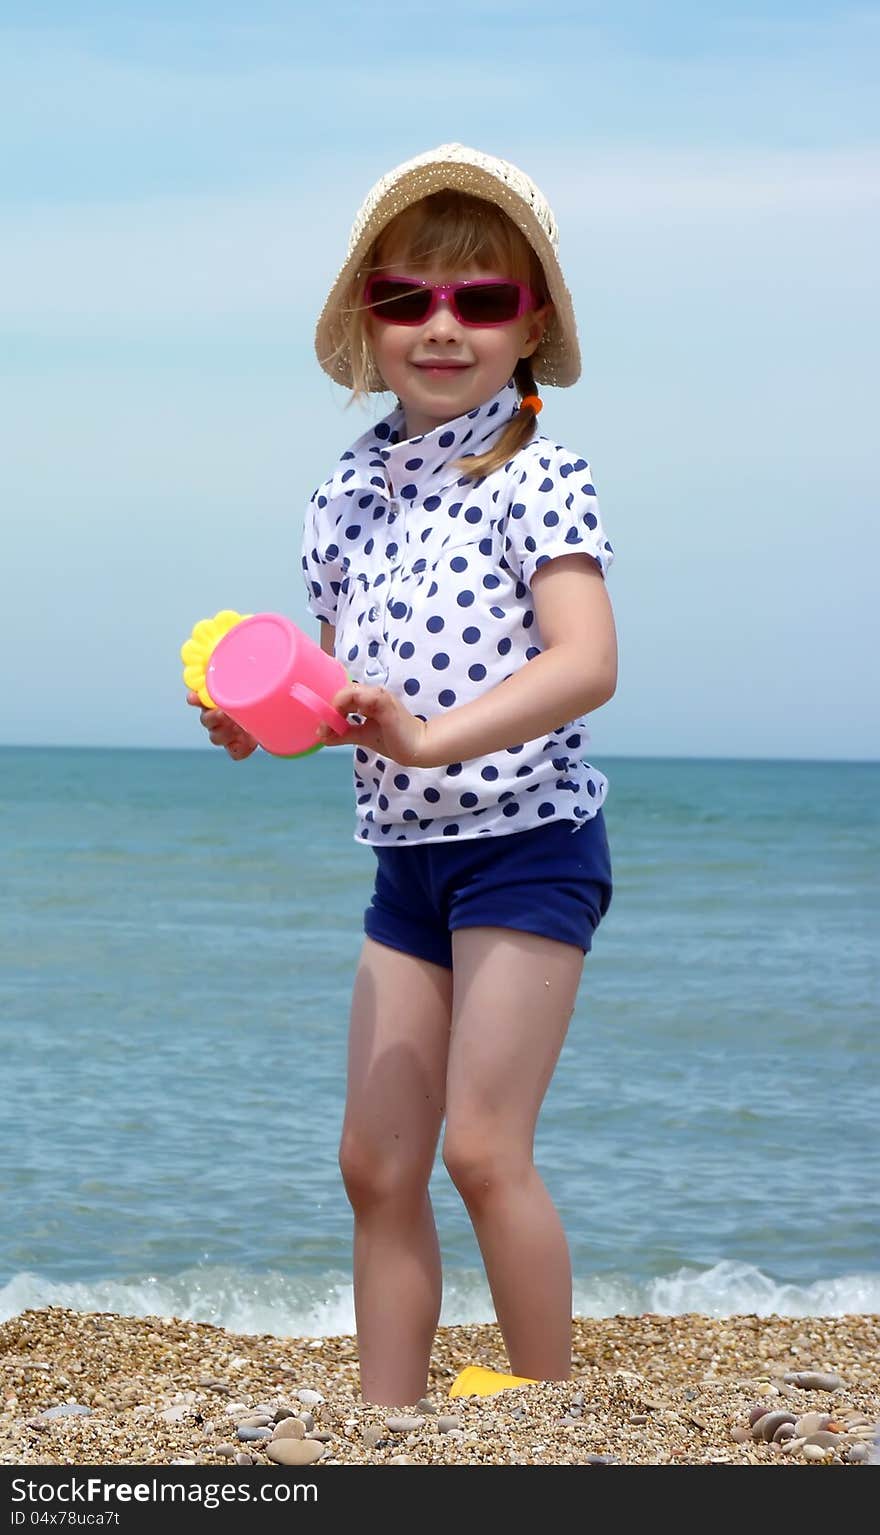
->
[501,442,615,587]
[301,482,344,624]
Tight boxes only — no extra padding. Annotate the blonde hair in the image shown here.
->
[338,191,550,479]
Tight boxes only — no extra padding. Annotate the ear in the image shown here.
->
[520,302,553,359]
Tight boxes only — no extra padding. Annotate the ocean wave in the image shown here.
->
[3,1260,878,1338]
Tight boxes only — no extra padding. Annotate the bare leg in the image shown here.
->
[443,927,584,1381]
[339,937,453,1405]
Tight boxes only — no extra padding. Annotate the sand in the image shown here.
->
[2,1308,878,1466]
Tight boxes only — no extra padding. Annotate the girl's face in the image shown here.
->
[365,263,550,439]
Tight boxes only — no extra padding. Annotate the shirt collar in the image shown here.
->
[328,379,519,502]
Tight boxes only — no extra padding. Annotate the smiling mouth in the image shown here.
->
[412,361,471,371]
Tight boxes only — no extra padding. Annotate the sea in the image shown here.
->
[1,746,877,1338]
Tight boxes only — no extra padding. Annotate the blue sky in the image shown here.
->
[2,1,878,758]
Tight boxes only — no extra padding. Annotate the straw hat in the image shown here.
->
[314,143,581,390]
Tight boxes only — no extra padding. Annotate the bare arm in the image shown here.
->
[418,554,617,766]
[319,621,337,656]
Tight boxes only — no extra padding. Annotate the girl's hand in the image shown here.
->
[186,691,259,761]
[316,683,429,768]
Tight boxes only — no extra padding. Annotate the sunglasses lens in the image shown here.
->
[367,279,432,322]
[455,282,523,325]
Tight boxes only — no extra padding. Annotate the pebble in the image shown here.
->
[386,1415,424,1433]
[795,1413,831,1436]
[237,1426,272,1441]
[266,1438,325,1466]
[437,1416,461,1433]
[271,1417,306,1441]
[40,1404,91,1420]
[845,1444,869,1463]
[802,1444,832,1462]
[783,1371,842,1392]
[233,1452,253,1466]
[758,1411,796,1443]
[215,1443,237,1458]
[361,1425,385,1450]
[296,1388,324,1406]
[772,1423,797,1444]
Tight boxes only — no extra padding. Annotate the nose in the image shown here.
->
[421,297,462,342]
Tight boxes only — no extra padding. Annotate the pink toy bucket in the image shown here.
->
[205,613,348,758]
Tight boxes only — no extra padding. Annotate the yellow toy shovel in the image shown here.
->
[448,1365,537,1399]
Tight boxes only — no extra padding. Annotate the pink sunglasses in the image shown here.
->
[363,274,540,328]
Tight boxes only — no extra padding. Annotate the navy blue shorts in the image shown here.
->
[364,812,612,970]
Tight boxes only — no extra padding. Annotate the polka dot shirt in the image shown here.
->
[302,378,615,845]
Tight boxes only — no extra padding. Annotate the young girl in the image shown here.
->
[190,144,617,1406]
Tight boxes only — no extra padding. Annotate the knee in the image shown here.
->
[338,1131,428,1214]
[442,1131,514,1208]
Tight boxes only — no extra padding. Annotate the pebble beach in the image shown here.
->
[2,1308,878,1467]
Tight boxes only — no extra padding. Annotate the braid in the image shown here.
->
[454,358,542,480]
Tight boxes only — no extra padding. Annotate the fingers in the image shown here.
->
[331,682,389,719]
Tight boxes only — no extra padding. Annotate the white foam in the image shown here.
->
[2,1261,878,1338]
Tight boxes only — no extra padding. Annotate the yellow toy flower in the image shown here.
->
[181,609,251,708]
